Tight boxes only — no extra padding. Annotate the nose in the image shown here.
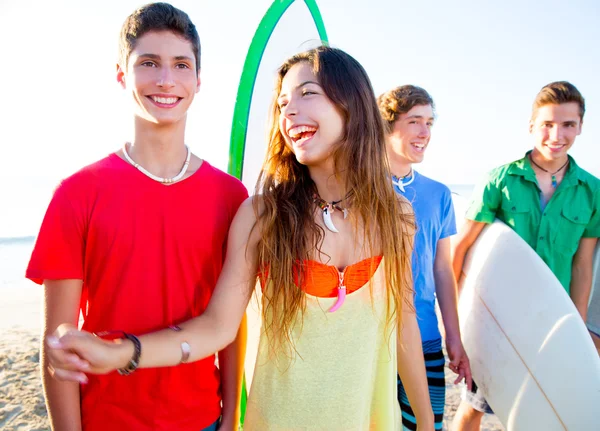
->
[281,97,298,118]
[418,124,431,139]
[549,125,561,141]
[157,68,175,89]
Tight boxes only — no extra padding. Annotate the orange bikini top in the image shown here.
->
[260,256,383,298]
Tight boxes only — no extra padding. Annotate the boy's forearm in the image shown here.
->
[451,245,466,288]
[435,269,461,341]
[570,237,596,322]
[42,279,83,431]
[218,314,247,430]
[41,344,82,431]
[570,269,591,321]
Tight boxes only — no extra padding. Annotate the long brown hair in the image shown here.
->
[254,46,414,353]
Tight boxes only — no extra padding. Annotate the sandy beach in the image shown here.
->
[0,288,48,431]
[0,287,503,431]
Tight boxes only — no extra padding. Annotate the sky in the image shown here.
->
[0,0,599,237]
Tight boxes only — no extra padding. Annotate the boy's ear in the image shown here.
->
[528,120,534,134]
[196,70,201,94]
[116,63,126,89]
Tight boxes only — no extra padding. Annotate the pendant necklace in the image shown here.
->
[328,269,346,313]
[392,168,414,192]
[529,155,568,188]
[313,193,350,233]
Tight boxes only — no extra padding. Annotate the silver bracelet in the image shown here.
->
[169,325,191,364]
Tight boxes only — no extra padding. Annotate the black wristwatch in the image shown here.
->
[117,332,141,376]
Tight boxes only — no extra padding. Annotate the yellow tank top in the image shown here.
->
[244,259,401,430]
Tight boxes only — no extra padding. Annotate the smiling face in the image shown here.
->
[117,30,200,126]
[276,62,345,168]
[529,102,582,161]
[387,104,434,165]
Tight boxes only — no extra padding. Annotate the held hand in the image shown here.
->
[46,324,133,382]
[446,337,472,391]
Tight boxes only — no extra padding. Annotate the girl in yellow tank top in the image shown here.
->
[45,47,434,431]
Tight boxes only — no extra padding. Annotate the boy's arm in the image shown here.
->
[591,331,600,354]
[570,237,597,321]
[217,314,247,431]
[434,237,472,389]
[451,220,487,293]
[42,279,83,431]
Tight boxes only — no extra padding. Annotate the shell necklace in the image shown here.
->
[313,193,350,233]
[122,142,191,184]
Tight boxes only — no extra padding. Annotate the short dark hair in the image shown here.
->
[377,85,435,133]
[119,3,201,71]
[531,81,585,121]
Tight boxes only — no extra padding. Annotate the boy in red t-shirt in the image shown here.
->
[26,3,248,431]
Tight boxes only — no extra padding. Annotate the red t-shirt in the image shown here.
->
[27,153,248,431]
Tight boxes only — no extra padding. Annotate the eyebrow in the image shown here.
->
[137,53,194,62]
[278,80,322,100]
[406,115,435,121]
[296,80,321,89]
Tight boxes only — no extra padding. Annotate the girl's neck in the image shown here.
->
[309,165,346,203]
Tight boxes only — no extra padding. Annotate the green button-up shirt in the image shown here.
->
[466,151,600,293]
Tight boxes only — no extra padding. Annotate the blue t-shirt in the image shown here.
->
[393,171,457,341]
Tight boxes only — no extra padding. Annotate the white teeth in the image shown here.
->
[288,125,317,138]
[152,96,178,104]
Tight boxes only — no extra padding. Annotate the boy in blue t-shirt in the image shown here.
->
[378,86,472,431]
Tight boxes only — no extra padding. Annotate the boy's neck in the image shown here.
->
[530,148,570,173]
[127,117,189,177]
[389,154,413,179]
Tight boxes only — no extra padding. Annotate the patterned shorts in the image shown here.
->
[397,338,446,431]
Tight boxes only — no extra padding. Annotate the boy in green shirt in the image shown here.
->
[451,81,600,430]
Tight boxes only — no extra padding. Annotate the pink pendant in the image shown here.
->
[328,286,346,312]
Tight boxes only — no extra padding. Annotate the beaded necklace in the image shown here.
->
[123,142,191,184]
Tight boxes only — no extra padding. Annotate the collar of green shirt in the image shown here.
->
[507,150,588,188]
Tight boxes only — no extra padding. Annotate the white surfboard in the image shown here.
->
[457,216,600,430]
[227,0,329,391]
